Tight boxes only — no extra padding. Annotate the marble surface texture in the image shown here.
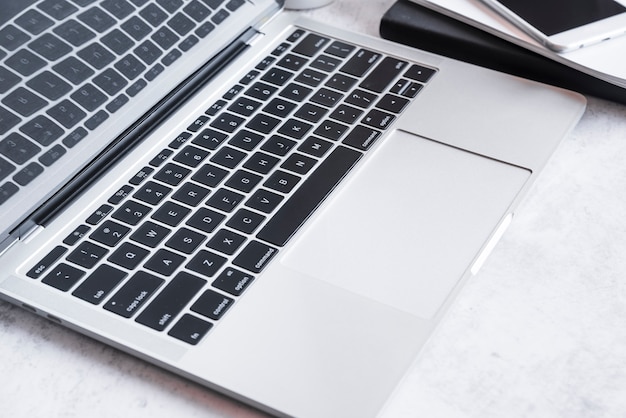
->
[3,0,626,417]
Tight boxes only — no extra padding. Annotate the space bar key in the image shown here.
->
[257,146,362,247]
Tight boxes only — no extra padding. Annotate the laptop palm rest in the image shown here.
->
[281,129,530,318]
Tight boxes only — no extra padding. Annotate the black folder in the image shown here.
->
[380,0,626,105]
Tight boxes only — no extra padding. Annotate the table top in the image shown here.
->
[3,1,626,417]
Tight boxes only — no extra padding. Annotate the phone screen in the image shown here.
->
[497,0,626,35]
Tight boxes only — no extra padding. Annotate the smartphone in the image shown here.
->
[479,0,626,52]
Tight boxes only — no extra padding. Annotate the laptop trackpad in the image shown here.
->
[281,130,530,319]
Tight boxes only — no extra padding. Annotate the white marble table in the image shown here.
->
[3,1,626,417]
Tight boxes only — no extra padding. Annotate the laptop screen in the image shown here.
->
[1,0,39,27]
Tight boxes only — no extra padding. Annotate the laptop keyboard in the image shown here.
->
[0,0,245,205]
[26,27,437,345]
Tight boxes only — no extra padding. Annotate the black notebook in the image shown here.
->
[380,0,626,105]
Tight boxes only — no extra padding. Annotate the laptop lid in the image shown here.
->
[0,0,282,251]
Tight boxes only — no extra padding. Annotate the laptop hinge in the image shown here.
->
[0,220,39,257]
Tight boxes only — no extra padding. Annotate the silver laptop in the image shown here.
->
[0,0,585,416]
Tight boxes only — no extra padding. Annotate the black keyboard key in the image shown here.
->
[20,115,64,147]
[70,0,97,6]
[112,200,151,225]
[195,21,215,38]
[191,289,233,320]
[376,94,410,114]
[294,103,327,122]
[121,16,151,41]
[226,0,244,11]
[152,26,179,49]
[85,204,113,225]
[257,146,361,246]
[47,99,86,128]
[228,129,262,151]
[286,29,305,43]
[39,144,67,166]
[229,96,262,117]
[72,264,127,304]
[149,148,174,167]
[210,112,245,133]
[6,49,46,76]
[232,240,277,273]
[16,10,54,36]
[187,115,209,132]
[168,314,212,345]
[102,29,135,55]
[167,12,194,36]
[108,241,150,269]
[359,57,407,94]
[181,34,199,51]
[157,0,183,13]
[298,136,332,158]
[104,271,164,318]
[140,4,167,27]
[329,104,362,125]
[245,82,277,101]
[0,66,21,95]
[53,20,95,47]
[345,88,377,109]
[210,146,246,169]
[173,145,209,168]
[342,125,380,151]
[0,106,21,135]
[130,220,170,247]
[404,64,436,83]
[292,33,329,57]
[325,73,357,92]
[154,162,191,186]
[325,40,355,58]
[13,162,44,186]
[207,229,245,255]
[243,152,279,175]
[94,68,128,95]
[71,83,107,111]
[136,272,206,331]
[171,182,209,206]
[62,127,88,148]
[211,9,229,25]
[245,189,283,214]
[261,135,295,157]
[63,224,91,245]
[206,188,243,212]
[151,201,191,226]
[402,82,422,98]
[169,131,192,149]
[134,40,162,65]
[126,79,147,97]
[255,55,275,71]
[295,68,326,87]
[115,54,146,80]
[239,69,259,86]
[222,84,246,100]
[213,267,253,296]
[226,208,265,234]
[279,82,312,102]
[108,184,133,204]
[38,0,78,20]
[53,56,95,85]
[165,227,206,254]
[26,71,72,100]
[42,263,85,291]
[127,165,153,184]
[145,64,164,81]
[314,120,348,141]
[186,250,227,278]
[263,170,300,194]
[0,133,41,165]
[27,245,67,279]
[276,54,308,72]
[261,67,293,87]
[202,0,224,9]
[101,0,135,19]
[263,98,296,118]
[28,33,72,61]
[0,181,19,203]
[78,43,115,69]
[2,87,47,117]
[90,220,131,246]
[224,169,262,193]
[67,240,108,268]
[0,25,30,51]
[277,119,312,139]
[191,163,228,187]
[246,113,280,134]
[340,49,381,78]
[280,153,317,175]
[78,7,116,33]
[185,207,225,233]
[311,54,341,73]
[144,248,185,276]
[183,0,210,21]
[362,109,395,130]
[310,88,343,108]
